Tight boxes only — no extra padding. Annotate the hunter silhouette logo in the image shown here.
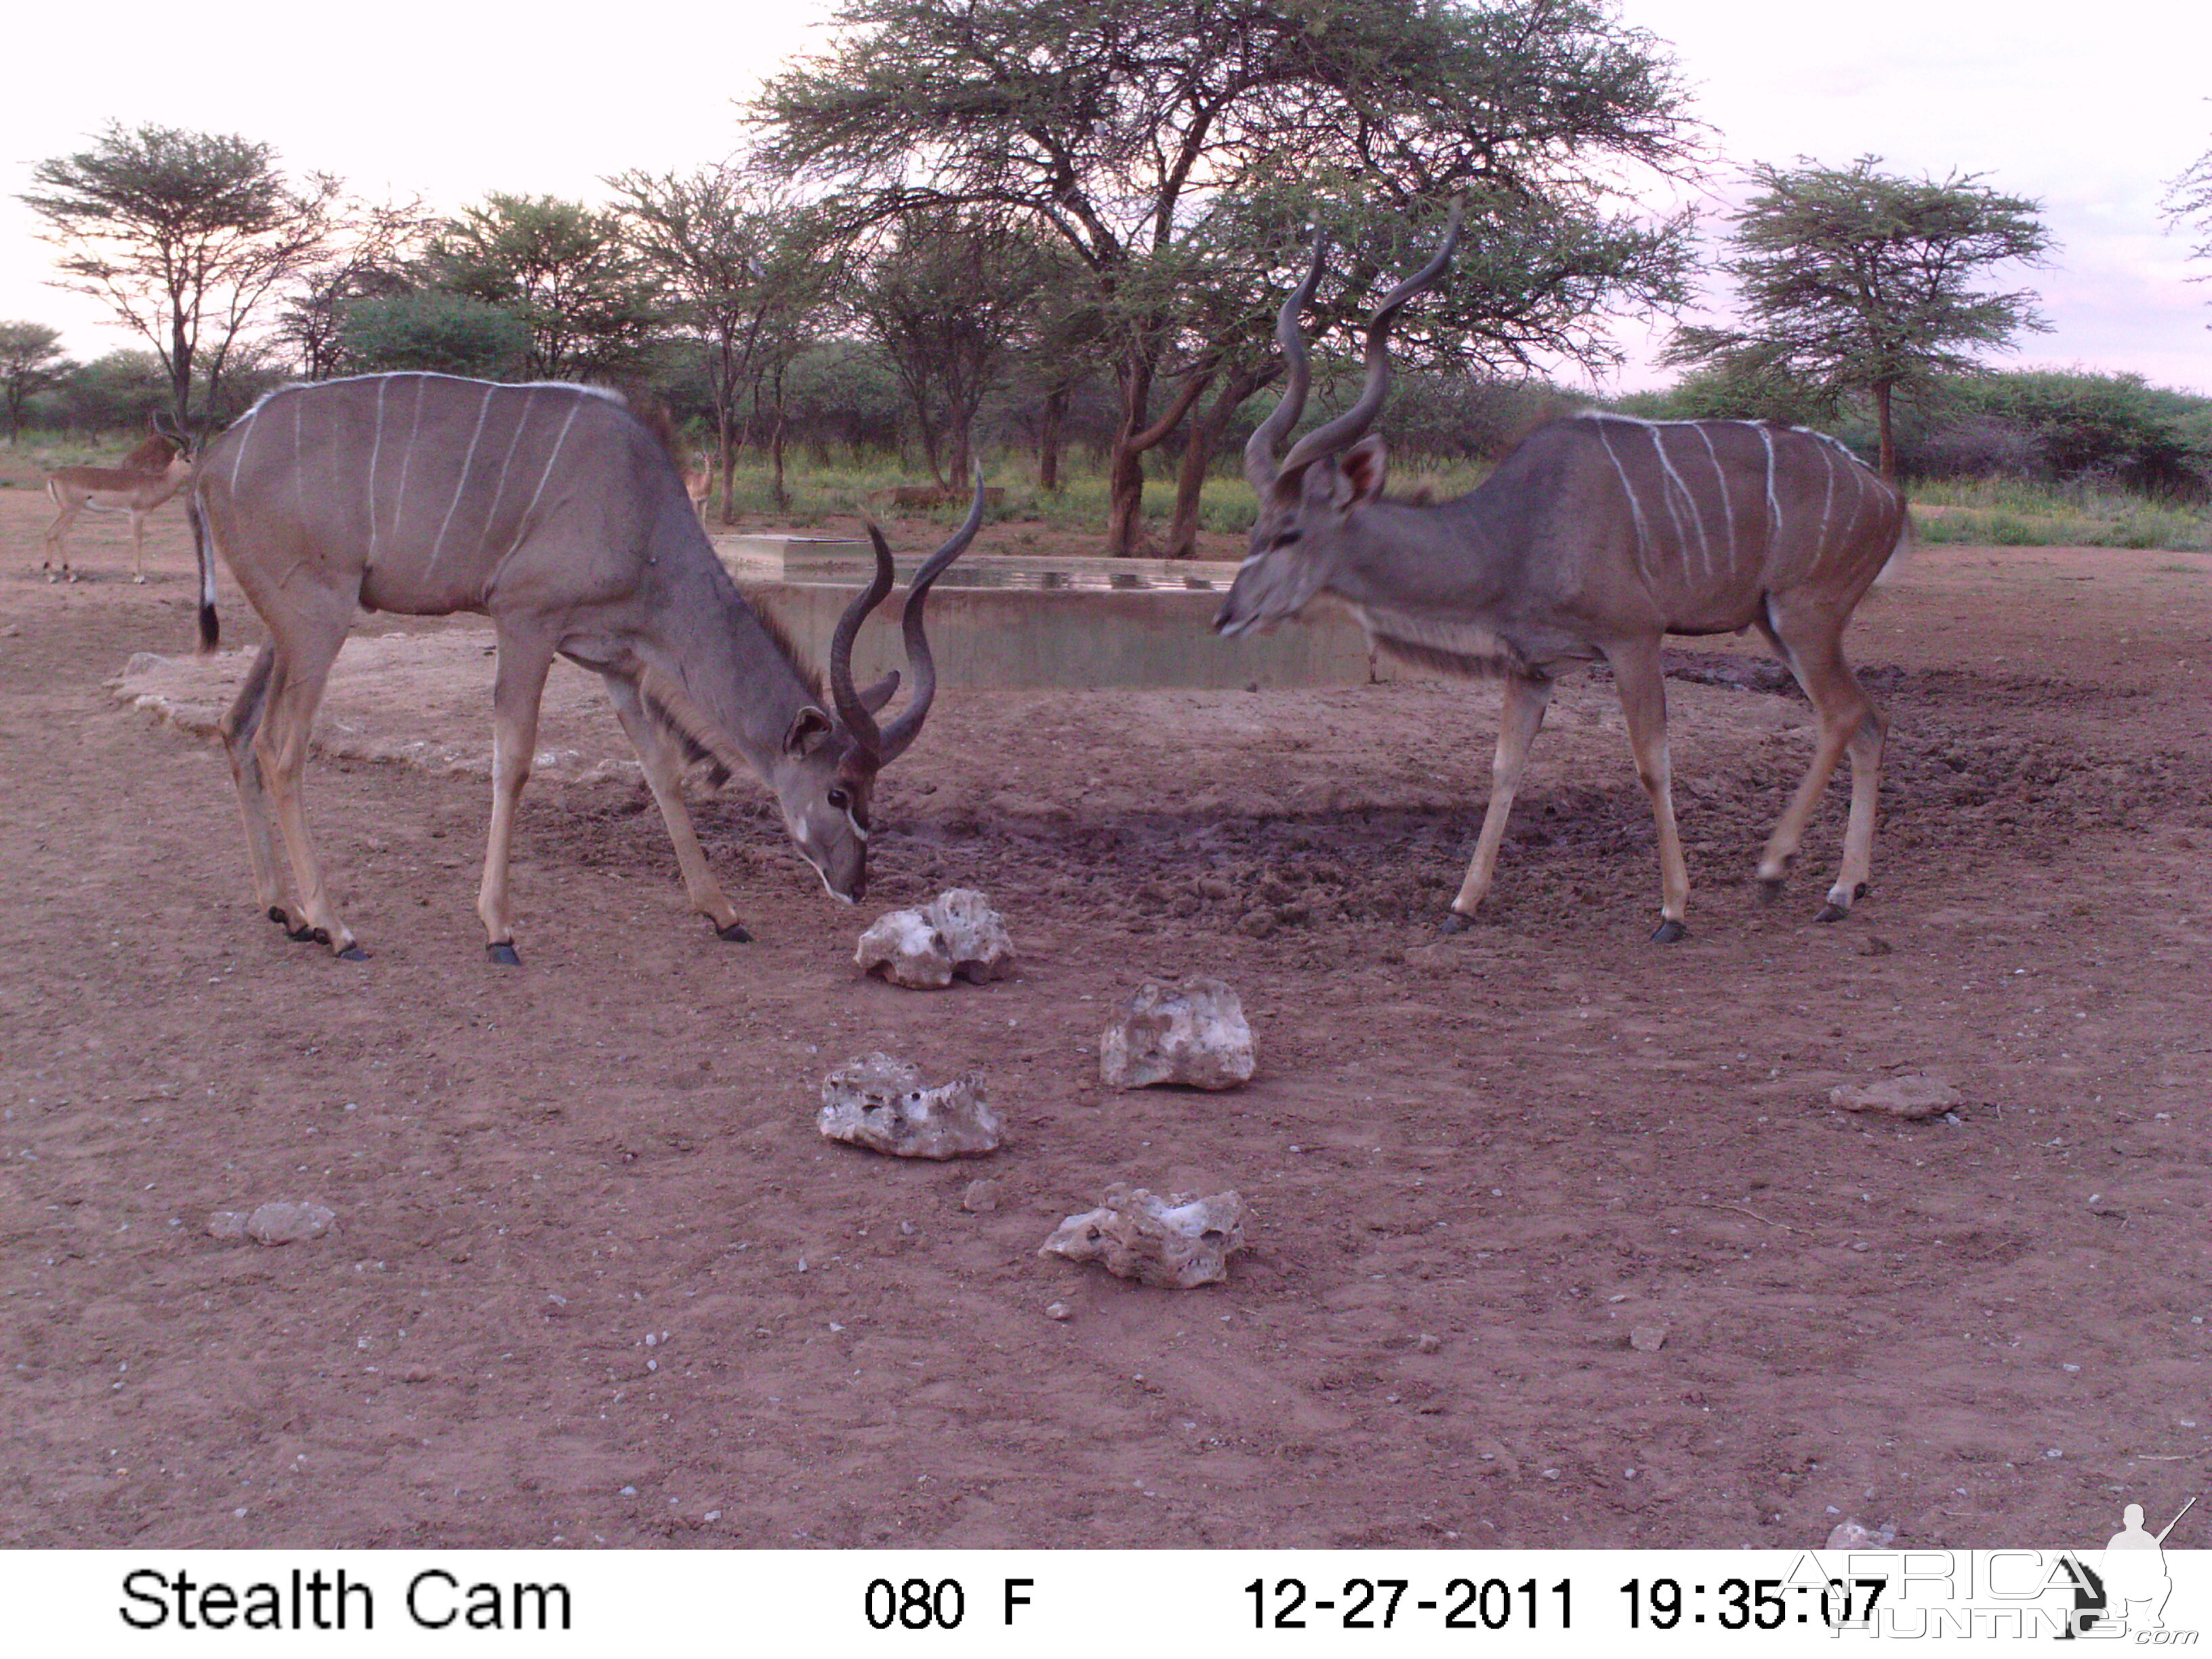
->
[2066,1496,2198,1639]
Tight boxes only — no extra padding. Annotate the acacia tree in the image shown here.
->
[274,199,433,380]
[852,209,1059,486]
[2164,136,2212,312]
[428,193,663,381]
[0,322,75,441]
[21,123,342,431]
[755,0,1698,554]
[1662,157,2054,478]
[608,169,828,521]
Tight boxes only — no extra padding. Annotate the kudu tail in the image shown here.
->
[188,489,220,654]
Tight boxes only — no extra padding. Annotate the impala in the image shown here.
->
[1219,210,1910,940]
[189,372,979,963]
[41,430,194,583]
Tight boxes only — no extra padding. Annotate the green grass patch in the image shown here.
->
[1910,476,2211,552]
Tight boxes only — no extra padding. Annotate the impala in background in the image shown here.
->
[41,426,194,583]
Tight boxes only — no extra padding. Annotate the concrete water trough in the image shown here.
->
[714,533,1408,691]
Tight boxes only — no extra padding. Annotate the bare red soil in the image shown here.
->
[1,482,2207,1550]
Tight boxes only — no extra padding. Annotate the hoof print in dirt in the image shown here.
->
[207,1200,337,1245]
[1099,977,1255,1091]
[1827,1074,1961,1120]
[855,888,1015,989]
[817,1052,1003,1160]
[1040,1185,1248,1289]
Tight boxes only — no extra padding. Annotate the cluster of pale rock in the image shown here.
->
[825,890,1254,1289]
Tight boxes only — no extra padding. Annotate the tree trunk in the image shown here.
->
[769,363,790,512]
[1103,357,1212,556]
[169,311,194,432]
[1874,381,1897,482]
[1164,367,1266,559]
[1037,385,1066,493]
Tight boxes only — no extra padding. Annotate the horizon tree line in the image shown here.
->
[14,1,2209,544]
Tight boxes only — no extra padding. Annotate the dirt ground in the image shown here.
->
[1,478,2207,1553]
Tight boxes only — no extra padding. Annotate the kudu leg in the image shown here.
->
[129,511,149,583]
[1443,673,1552,929]
[1757,613,1885,921]
[476,632,558,964]
[253,618,363,958]
[602,676,750,941]
[1608,641,1692,942]
[218,644,296,930]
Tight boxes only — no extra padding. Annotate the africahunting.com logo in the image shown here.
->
[1821,1497,2200,1641]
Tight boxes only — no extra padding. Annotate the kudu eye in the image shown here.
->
[827,787,851,811]
[1273,528,1303,548]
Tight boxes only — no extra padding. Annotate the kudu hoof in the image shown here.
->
[1757,876,1785,904]
[486,941,523,966]
[268,906,291,927]
[285,922,319,944]
[1439,912,1475,935]
[1814,903,1849,924]
[715,920,754,943]
[1650,918,1688,944]
[337,945,369,962]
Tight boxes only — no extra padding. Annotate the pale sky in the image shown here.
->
[3,0,2207,395]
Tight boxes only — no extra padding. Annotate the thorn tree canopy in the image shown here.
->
[21,122,342,433]
[427,193,665,382]
[754,0,1701,553]
[0,321,76,441]
[2163,135,2212,308]
[1662,156,2054,480]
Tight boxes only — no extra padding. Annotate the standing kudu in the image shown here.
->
[1218,209,1910,939]
[189,372,979,964]
[41,428,194,583]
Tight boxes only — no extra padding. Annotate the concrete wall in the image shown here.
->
[743,582,1413,691]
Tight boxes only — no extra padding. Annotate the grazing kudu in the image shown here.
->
[1218,213,1910,939]
[188,372,980,964]
[41,430,194,583]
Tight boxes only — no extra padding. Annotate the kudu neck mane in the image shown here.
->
[629,528,831,779]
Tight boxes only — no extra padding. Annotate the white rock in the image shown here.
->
[1828,1075,1961,1119]
[855,889,1015,989]
[1629,1324,1671,1353]
[208,1201,335,1244]
[818,1053,1002,1159]
[1040,1185,1248,1288]
[1824,1518,1898,1549]
[1099,977,1255,1090]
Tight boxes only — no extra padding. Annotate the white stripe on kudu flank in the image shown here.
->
[227,402,260,493]
[479,386,534,552]
[393,375,428,549]
[512,394,586,560]
[1591,421,1654,580]
[1814,441,1838,569]
[1759,426,1782,554]
[428,382,496,575]
[1646,424,1711,578]
[1694,425,1736,568]
[291,390,308,527]
[367,377,390,562]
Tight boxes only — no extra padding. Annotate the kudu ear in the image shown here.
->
[1334,435,1389,506]
[783,705,836,758]
[857,670,900,714]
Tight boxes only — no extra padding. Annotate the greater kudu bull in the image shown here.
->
[189,372,979,963]
[1219,211,1910,939]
